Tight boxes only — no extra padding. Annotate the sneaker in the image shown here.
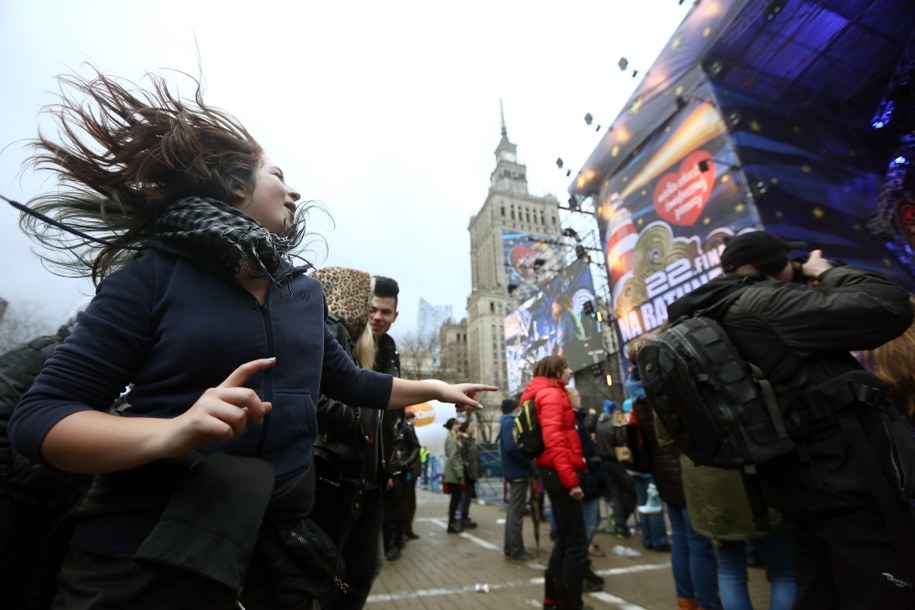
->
[447,523,463,534]
[510,550,535,561]
[613,526,631,540]
[582,578,603,593]
[461,518,478,529]
[651,542,672,552]
[405,531,420,540]
[385,547,401,561]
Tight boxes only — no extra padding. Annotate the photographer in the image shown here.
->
[665,230,915,609]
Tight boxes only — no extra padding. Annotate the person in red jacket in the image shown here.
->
[521,355,591,610]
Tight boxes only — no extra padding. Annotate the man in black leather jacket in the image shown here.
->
[666,231,915,609]
[1,307,91,610]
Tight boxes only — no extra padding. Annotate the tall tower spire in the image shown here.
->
[500,99,507,139]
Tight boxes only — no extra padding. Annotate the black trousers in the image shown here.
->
[782,505,915,610]
[539,467,588,610]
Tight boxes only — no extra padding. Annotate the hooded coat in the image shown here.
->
[521,376,584,489]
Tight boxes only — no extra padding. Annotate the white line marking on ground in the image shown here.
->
[367,564,671,604]
[427,518,501,550]
[588,590,649,610]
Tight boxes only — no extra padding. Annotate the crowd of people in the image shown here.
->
[0,69,494,610]
[492,230,915,610]
[1,66,914,610]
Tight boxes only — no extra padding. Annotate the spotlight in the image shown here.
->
[765,0,785,21]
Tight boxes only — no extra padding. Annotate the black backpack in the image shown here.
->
[636,315,795,469]
[513,398,545,459]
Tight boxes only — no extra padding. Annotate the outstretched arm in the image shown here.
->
[39,358,275,474]
[388,379,497,412]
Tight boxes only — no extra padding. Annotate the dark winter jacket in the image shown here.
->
[521,376,584,489]
[315,314,383,487]
[574,408,606,500]
[388,416,420,475]
[0,327,90,508]
[666,266,914,515]
[630,392,684,506]
[10,242,393,554]
[498,413,535,481]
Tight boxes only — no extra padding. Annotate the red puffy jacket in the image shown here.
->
[521,376,584,489]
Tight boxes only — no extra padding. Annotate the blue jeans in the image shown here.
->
[667,503,720,609]
[581,497,600,542]
[633,475,668,549]
[715,531,795,610]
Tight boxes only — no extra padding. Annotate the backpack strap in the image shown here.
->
[740,465,773,532]
[785,370,891,427]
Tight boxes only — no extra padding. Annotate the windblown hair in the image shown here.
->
[19,68,309,283]
[532,355,568,380]
[872,296,915,421]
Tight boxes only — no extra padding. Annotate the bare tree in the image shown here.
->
[396,331,440,381]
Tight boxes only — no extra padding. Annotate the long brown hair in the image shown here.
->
[533,355,568,380]
[20,68,274,283]
[873,297,915,421]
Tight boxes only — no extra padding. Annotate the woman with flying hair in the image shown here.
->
[8,69,493,610]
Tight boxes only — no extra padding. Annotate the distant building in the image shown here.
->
[438,318,469,384]
[417,298,452,367]
[466,110,562,405]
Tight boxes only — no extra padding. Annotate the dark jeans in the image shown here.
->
[539,467,588,610]
[504,478,531,556]
[403,475,417,535]
[447,484,464,526]
[460,478,478,520]
[323,487,383,610]
[382,475,406,552]
[601,460,635,529]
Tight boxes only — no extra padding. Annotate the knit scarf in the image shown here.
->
[156,196,295,282]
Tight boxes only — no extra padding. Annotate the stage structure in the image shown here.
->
[569,0,915,363]
[504,258,604,394]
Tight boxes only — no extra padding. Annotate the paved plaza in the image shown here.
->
[367,487,771,609]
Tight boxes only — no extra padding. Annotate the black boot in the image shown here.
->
[447,519,463,534]
[543,571,559,609]
[584,559,604,589]
[383,524,401,560]
[556,583,594,610]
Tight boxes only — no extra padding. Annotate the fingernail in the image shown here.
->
[265,357,276,362]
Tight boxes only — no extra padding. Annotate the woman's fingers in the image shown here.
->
[218,357,276,389]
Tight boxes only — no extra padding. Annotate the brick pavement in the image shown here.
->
[367,487,772,609]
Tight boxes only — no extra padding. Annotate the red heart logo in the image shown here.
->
[652,150,715,226]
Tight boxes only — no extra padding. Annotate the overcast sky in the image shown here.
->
[0,0,692,340]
